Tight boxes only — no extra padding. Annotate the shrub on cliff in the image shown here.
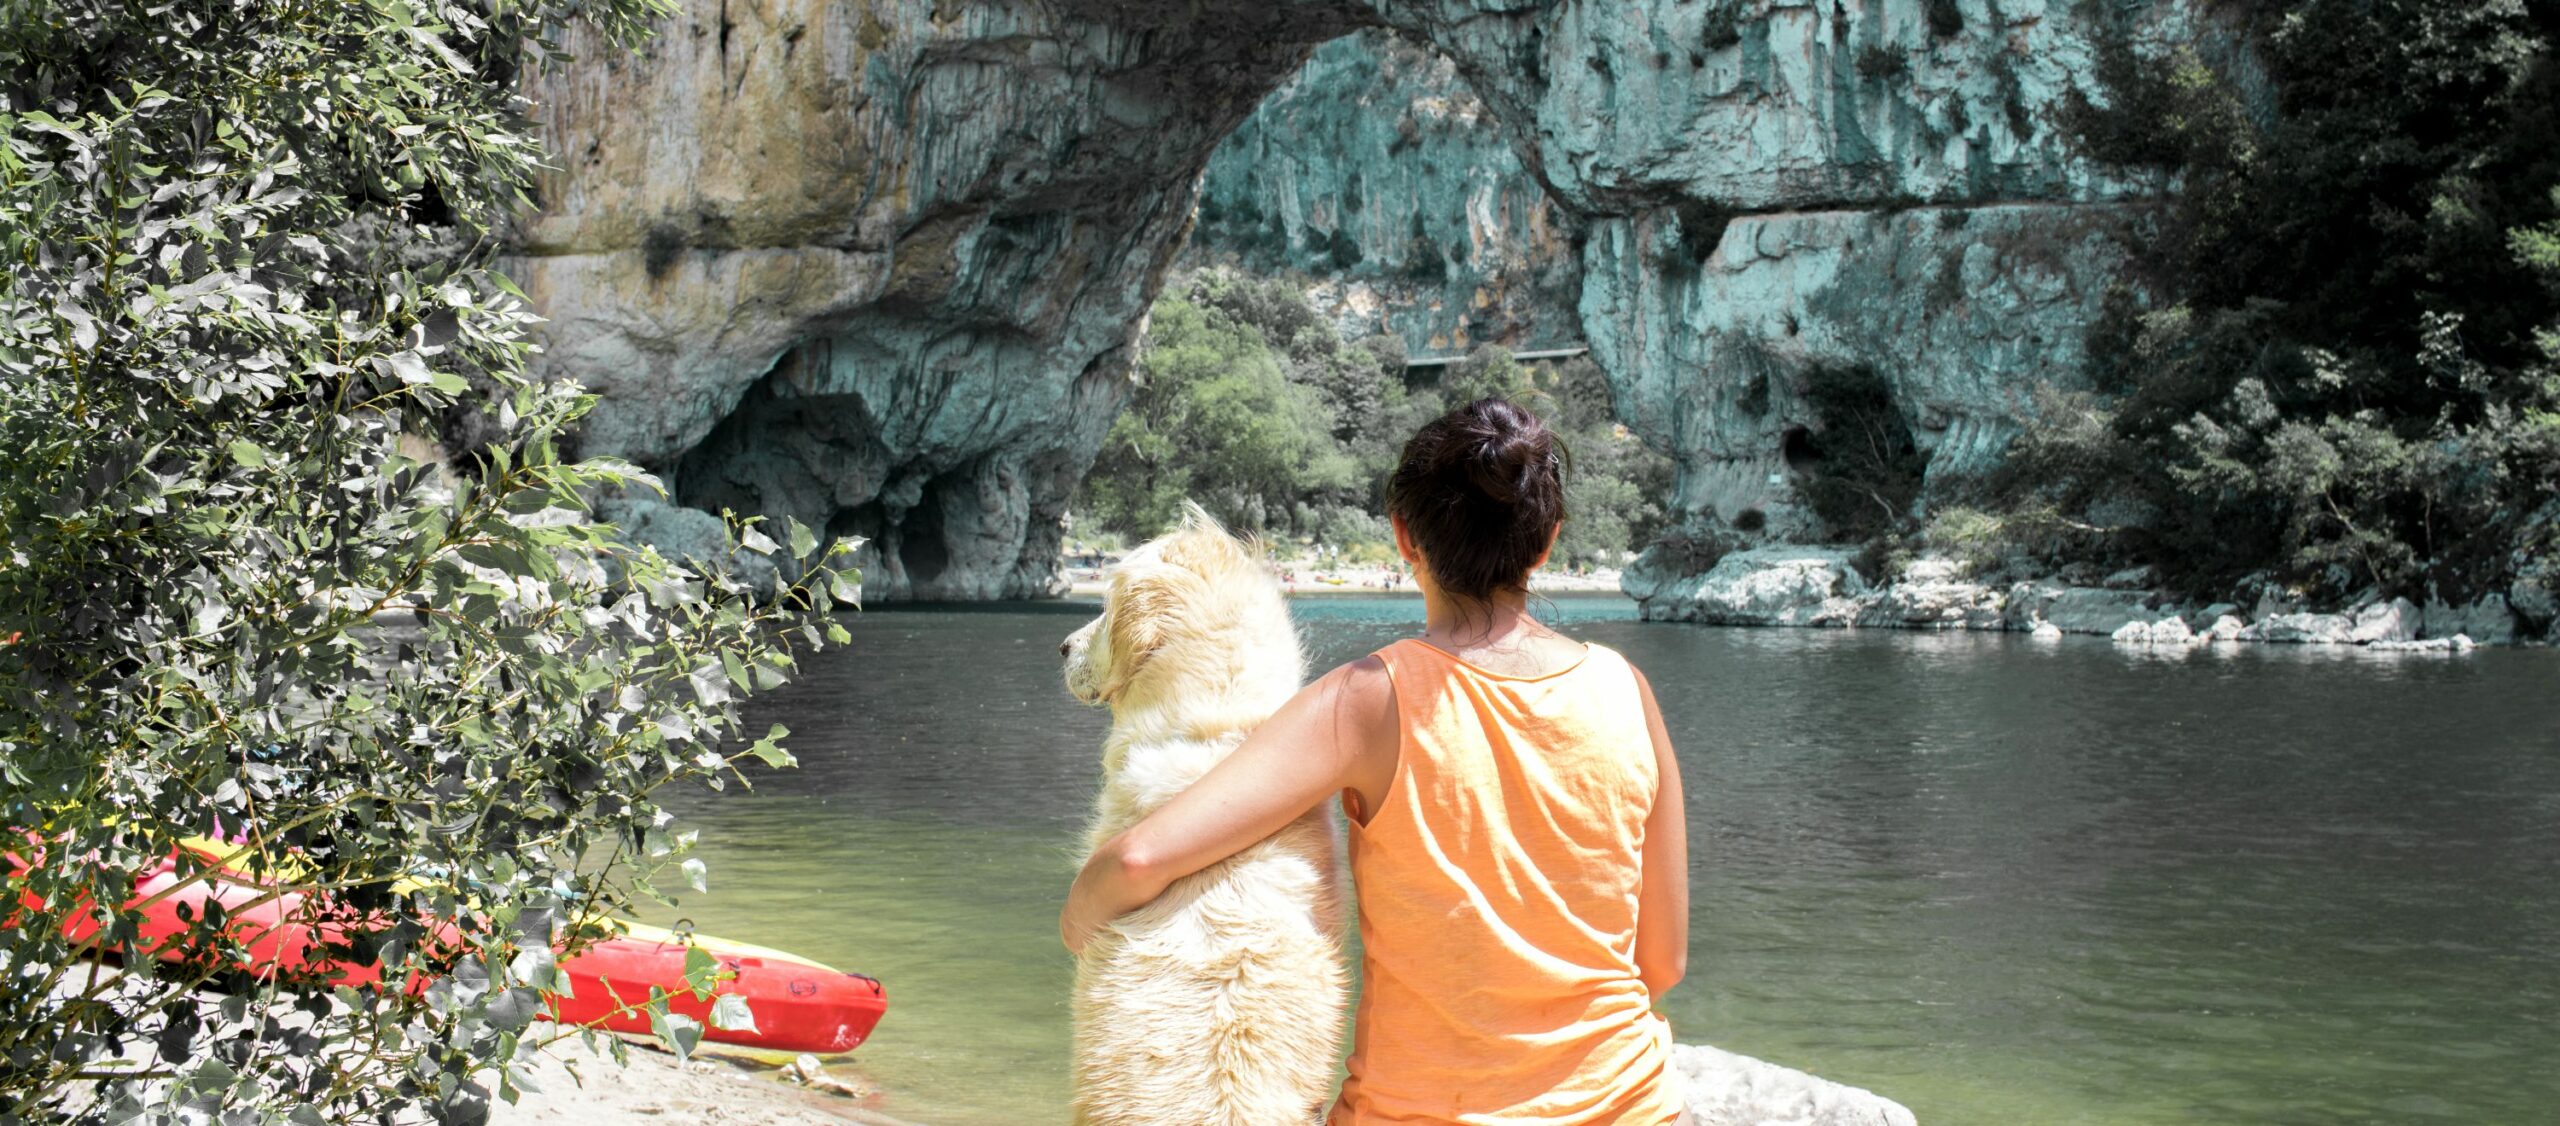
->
[0,1,854,1121]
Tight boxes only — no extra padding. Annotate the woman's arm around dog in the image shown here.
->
[1061,656,1398,954]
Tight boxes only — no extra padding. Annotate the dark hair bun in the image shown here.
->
[1387,398,1567,602]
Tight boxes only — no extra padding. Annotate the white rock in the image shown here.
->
[2030,621,2064,640]
[2250,612,2357,644]
[2349,597,2421,645]
[1647,547,1872,627]
[1674,1043,1918,1126]
[2111,621,2153,645]
[2148,616,2195,645]
[2206,615,2246,642]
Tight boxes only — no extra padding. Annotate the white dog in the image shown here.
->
[1061,505,1346,1126]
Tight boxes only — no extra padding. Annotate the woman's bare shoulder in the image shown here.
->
[1315,653,1396,708]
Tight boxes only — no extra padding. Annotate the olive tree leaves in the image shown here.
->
[0,1,855,1122]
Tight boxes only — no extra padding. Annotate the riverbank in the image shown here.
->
[491,1039,915,1126]
[1627,546,2548,647]
[1064,562,1626,598]
[489,1037,1913,1126]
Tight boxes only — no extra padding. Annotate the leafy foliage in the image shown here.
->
[1077,270,1670,566]
[2018,0,2560,604]
[0,0,855,1120]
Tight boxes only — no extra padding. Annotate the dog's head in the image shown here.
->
[1062,503,1286,709]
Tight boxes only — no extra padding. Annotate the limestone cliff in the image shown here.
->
[1185,30,1580,356]
[506,0,1366,599]
[1366,0,2218,556]
[509,0,2228,603]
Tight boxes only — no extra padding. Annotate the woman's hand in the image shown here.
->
[1060,831,1160,956]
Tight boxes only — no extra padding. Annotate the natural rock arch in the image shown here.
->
[507,0,2215,599]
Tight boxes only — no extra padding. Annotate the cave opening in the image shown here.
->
[896,499,951,588]
[1779,425,1821,477]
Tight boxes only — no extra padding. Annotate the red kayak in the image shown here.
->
[6,836,886,1054]
[553,919,887,1054]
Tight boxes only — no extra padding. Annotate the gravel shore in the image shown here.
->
[491,1039,916,1126]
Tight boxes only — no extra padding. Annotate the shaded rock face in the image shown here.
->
[1186,31,1582,355]
[1585,202,2146,539]
[507,0,1365,599]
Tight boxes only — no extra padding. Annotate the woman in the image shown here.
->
[1061,398,1690,1125]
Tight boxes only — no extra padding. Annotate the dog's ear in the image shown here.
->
[1159,518,1250,580]
[1176,500,1221,535]
[1098,565,1195,700]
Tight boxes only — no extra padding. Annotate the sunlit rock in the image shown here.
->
[1674,1043,1919,1126]
[1861,558,2003,628]
[1630,546,1870,626]
[2241,613,2357,645]
[2349,597,2422,646]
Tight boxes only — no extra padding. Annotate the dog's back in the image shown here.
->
[1063,515,1346,1126]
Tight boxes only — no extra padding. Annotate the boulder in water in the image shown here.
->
[2350,598,2422,645]
[1638,547,1870,627]
[2242,612,2358,644]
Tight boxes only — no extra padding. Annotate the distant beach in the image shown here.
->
[1065,562,1625,598]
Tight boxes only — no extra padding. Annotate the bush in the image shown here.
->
[0,1,857,1119]
[2014,2,2560,607]
[1924,507,2008,575]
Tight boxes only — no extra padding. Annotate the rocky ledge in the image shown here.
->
[1627,546,2539,647]
[1675,1044,1917,1126]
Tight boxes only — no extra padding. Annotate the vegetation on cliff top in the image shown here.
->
[1077,270,1671,568]
[0,1,849,1119]
[2005,0,2560,608]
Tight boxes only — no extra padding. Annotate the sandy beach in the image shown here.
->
[1066,562,1626,598]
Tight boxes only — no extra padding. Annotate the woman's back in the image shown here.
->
[1331,638,1679,1126]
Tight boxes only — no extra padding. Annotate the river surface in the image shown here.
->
[649,595,2559,1125]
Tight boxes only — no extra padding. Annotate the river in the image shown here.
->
[648,594,2559,1125]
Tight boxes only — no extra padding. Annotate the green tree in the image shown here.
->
[1079,296,1335,536]
[1086,273,1673,566]
[2015,0,2560,603]
[0,1,852,1120]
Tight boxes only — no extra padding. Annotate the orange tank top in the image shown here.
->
[1329,638,1680,1126]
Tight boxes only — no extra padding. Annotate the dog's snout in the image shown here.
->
[1059,640,1071,658]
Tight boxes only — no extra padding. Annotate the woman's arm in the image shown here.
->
[1631,665,1689,998]
[1060,656,1396,954]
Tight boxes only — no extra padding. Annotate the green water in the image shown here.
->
[651,596,2560,1125]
